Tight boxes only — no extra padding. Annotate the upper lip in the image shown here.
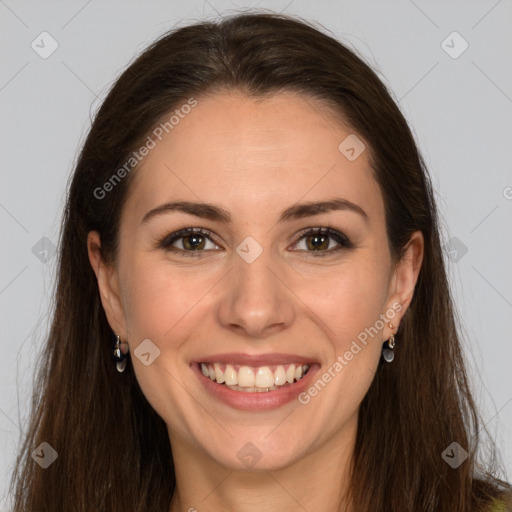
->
[191,352,318,367]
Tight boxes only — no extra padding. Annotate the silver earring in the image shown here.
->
[113,334,129,373]
[382,323,396,363]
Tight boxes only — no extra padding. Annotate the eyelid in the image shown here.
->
[157,225,353,256]
[157,227,220,252]
[293,226,352,246]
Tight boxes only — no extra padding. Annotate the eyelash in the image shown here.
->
[156,226,354,258]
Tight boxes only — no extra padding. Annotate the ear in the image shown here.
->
[382,230,424,339]
[87,231,129,342]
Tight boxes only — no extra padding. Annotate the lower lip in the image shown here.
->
[192,362,319,411]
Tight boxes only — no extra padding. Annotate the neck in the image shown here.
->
[168,416,357,512]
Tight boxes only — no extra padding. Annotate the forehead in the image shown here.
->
[122,90,384,228]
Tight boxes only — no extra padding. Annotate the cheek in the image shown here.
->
[302,264,388,414]
[302,260,390,343]
[120,254,193,340]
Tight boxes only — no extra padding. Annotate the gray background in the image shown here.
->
[1,0,511,507]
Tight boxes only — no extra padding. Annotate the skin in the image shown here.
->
[88,90,424,511]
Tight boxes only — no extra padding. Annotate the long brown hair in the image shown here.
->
[9,10,511,511]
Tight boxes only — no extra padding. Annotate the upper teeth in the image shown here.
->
[200,362,310,389]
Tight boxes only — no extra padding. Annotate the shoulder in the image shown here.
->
[484,495,512,512]
[472,478,512,512]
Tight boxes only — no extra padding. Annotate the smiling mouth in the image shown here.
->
[199,362,311,392]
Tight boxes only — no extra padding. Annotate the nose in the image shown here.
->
[216,247,296,340]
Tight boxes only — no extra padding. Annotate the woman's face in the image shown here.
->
[88,90,423,471]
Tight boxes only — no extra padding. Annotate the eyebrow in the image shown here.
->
[140,197,369,226]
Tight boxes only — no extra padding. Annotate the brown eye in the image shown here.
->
[304,232,330,251]
[181,233,207,251]
[159,227,220,257]
[158,226,353,258]
[292,227,353,256]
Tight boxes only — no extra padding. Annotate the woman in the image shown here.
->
[9,11,511,512]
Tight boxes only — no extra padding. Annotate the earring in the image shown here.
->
[382,323,396,363]
[113,334,129,373]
